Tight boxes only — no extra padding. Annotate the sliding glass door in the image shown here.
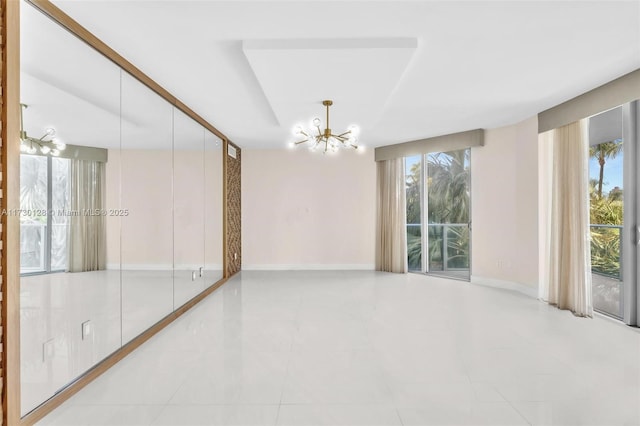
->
[405,149,471,280]
[588,101,639,324]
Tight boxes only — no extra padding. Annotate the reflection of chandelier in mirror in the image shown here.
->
[290,100,360,154]
[19,103,66,156]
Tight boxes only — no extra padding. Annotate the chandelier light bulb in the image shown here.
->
[20,143,28,153]
[27,145,37,154]
[45,127,56,137]
[40,145,51,154]
[287,100,359,154]
[55,141,66,151]
[51,149,60,157]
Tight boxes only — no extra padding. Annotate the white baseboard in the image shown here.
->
[106,263,223,271]
[470,275,538,298]
[242,264,375,271]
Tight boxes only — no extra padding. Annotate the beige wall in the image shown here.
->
[471,116,539,289]
[242,149,376,269]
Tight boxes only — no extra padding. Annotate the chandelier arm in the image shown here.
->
[336,131,351,138]
[294,139,309,145]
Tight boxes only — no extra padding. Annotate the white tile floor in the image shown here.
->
[36,271,640,426]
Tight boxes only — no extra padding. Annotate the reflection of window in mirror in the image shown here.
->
[19,154,70,274]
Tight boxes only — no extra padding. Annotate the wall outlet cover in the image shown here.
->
[43,339,55,362]
[82,320,92,340]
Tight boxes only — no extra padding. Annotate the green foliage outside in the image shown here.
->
[589,140,623,278]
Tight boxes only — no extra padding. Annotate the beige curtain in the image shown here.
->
[375,158,407,273]
[542,120,593,317]
[68,159,106,272]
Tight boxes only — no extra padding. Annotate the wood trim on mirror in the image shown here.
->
[2,0,22,425]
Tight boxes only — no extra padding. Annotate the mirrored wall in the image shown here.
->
[19,1,225,415]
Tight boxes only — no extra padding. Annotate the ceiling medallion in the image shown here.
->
[290,100,360,154]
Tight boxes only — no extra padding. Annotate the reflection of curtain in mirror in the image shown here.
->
[68,159,106,272]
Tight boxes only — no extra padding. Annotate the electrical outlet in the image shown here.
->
[82,320,92,340]
[192,271,197,281]
[234,252,238,261]
[43,339,55,362]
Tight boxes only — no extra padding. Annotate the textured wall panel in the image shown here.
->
[226,144,241,276]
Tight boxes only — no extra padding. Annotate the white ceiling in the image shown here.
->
[28,1,640,149]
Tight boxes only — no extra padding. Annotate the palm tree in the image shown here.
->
[405,161,421,226]
[427,150,469,224]
[590,139,623,199]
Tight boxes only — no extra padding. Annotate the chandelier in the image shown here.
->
[291,100,359,154]
[19,103,66,156]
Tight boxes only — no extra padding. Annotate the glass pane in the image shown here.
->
[427,150,470,225]
[21,0,122,415]
[50,157,69,271]
[120,72,174,344]
[427,149,470,280]
[446,225,470,270]
[173,108,206,309]
[20,155,48,274]
[588,106,624,319]
[204,131,224,286]
[405,155,422,271]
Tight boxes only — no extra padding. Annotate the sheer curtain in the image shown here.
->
[68,159,106,272]
[541,120,593,317]
[375,158,407,273]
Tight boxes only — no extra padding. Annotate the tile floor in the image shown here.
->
[36,271,640,425]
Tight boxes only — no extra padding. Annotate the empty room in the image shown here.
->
[1,0,640,425]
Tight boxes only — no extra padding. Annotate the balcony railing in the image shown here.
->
[589,224,622,280]
[590,224,623,319]
[407,223,470,273]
